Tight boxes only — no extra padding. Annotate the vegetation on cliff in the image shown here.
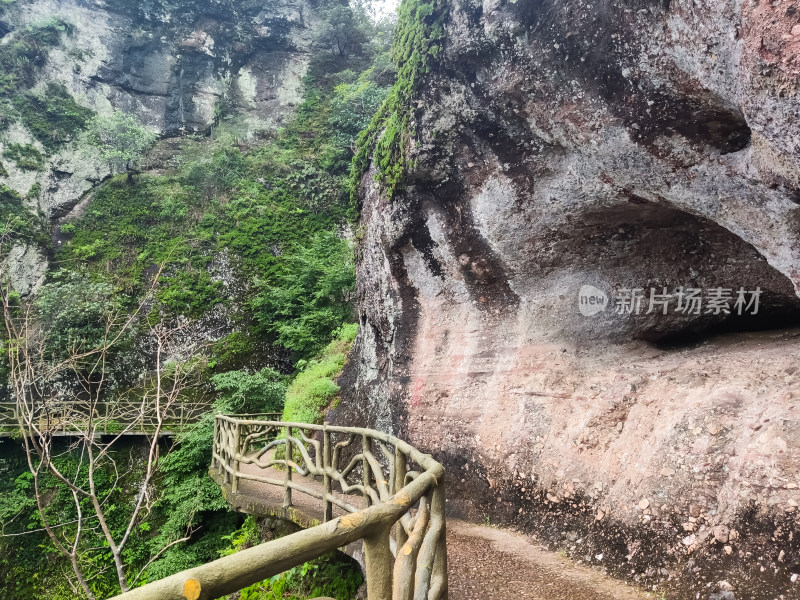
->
[0,0,398,597]
[349,0,447,200]
[282,322,358,424]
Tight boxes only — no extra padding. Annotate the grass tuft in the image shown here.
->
[282,323,358,424]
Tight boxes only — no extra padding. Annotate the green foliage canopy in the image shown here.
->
[89,112,157,177]
[252,231,356,356]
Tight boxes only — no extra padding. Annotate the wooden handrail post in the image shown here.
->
[211,417,218,473]
[394,447,408,549]
[412,482,448,600]
[232,421,241,494]
[362,435,372,508]
[430,482,449,600]
[363,524,393,600]
[283,426,292,509]
[322,422,332,522]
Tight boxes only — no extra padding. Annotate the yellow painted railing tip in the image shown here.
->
[183,578,201,600]
[116,416,448,600]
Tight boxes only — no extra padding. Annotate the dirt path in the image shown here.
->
[446,520,649,600]
[226,463,650,600]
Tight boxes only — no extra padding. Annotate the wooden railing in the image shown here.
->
[0,401,211,435]
[111,415,447,600]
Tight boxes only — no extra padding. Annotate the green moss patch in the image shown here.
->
[2,142,45,170]
[282,323,358,424]
[0,19,72,99]
[349,0,447,201]
[14,82,94,151]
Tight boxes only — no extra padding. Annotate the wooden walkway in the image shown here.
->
[214,463,651,600]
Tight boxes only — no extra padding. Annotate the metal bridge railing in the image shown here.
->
[111,415,447,600]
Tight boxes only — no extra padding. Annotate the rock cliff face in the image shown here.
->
[342,0,800,596]
[0,0,312,219]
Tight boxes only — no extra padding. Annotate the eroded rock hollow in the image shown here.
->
[341,0,800,596]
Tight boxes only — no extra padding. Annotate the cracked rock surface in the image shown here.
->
[339,0,800,596]
[1,0,314,218]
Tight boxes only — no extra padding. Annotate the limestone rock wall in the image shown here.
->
[0,0,314,219]
[341,0,800,596]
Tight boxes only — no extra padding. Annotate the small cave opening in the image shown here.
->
[559,200,800,348]
[650,307,800,351]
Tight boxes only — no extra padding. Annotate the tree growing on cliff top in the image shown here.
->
[90,111,157,182]
[315,3,370,57]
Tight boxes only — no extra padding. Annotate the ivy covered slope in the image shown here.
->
[349,0,447,200]
[0,0,396,598]
[0,17,84,254]
[51,15,395,369]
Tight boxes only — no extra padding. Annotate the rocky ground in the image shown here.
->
[447,519,650,600]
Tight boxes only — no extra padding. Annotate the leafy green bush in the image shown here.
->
[329,71,392,149]
[221,516,363,600]
[89,111,157,177]
[157,269,225,318]
[34,269,126,362]
[57,175,207,289]
[208,331,255,371]
[2,142,44,170]
[14,82,93,151]
[210,368,287,414]
[282,323,357,424]
[182,145,248,200]
[314,3,370,58]
[252,231,355,356]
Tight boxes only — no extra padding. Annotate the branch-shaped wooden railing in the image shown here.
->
[111,415,447,600]
[0,401,211,435]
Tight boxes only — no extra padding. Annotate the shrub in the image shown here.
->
[282,324,357,424]
[13,82,93,151]
[89,111,157,178]
[210,368,287,415]
[156,270,225,318]
[252,232,355,357]
[2,142,44,170]
[34,269,125,362]
[221,516,363,600]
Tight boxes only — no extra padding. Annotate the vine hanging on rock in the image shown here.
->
[349,0,448,202]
